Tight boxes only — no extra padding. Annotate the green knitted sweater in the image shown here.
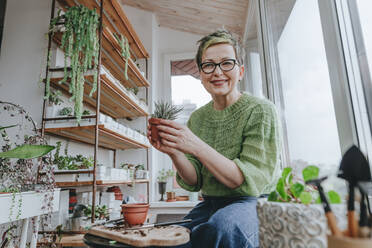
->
[176,93,282,197]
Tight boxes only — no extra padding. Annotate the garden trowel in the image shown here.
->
[338,145,371,237]
[306,176,342,237]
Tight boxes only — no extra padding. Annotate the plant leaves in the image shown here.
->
[327,190,341,204]
[0,144,55,159]
[276,178,288,201]
[299,191,312,204]
[0,125,18,131]
[302,165,319,182]
[268,191,278,202]
[315,195,321,204]
[290,182,305,198]
[282,167,292,184]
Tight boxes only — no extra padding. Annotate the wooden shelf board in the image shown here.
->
[56,0,148,59]
[56,179,149,187]
[49,74,148,119]
[45,125,149,151]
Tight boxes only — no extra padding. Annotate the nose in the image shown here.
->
[213,65,224,76]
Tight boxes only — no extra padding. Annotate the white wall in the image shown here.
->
[0,0,50,124]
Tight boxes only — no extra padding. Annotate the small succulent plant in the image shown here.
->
[152,101,183,120]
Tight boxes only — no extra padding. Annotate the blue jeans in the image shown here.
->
[173,195,259,248]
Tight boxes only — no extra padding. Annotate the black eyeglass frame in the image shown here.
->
[199,59,239,74]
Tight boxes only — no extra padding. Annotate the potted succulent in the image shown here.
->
[257,165,344,248]
[149,101,183,142]
[46,89,63,118]
[157,168,176,201]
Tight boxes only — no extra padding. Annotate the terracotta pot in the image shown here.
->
[166,192,176,202]
[328,234,372,248]
[148,118,161,142]
[121,203,149,225]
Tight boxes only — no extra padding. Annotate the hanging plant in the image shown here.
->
[48,5,100,123]
[115,33,130,80]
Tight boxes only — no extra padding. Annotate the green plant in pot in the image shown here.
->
[257,165,343,248]
[149,101,183,142]
[157,168,175,201]
[46,5,99,123]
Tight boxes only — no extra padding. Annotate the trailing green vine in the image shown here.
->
[48,6,99,123]
[115,33,130,80]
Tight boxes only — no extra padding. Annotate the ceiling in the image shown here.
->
[120,0,251,39]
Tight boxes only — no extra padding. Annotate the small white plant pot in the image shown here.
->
[54,174,77,182]
[46,104,59,118]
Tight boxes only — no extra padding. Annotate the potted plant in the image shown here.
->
[149,101,183,142]
[157,168,175,201]
[257,165,344,248]
[0,101,57,247]
[121,203,149,225]
[46,5,99,123]
[46,89,63,118]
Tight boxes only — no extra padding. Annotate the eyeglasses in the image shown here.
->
[199,59,239,74]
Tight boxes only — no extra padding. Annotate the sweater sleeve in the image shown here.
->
[175,115,203,192]
[233,103,281,196]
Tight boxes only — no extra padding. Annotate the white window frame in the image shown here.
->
[257,0,361,167]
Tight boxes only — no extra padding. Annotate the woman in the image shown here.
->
[148,30,281,248]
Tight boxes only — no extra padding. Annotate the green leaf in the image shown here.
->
[281,167,292,184]
[268,191,278,202]
[290,183,305,198]
[315,196,321,204]
[109,241,117,244]
[302,165,319,182]
[328,190,341,204]
[0,144,55,159]
[276,178,288,201]
[0,124,18,131]
[299,191,312,204]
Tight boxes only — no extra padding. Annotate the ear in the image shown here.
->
[239,65,245,81]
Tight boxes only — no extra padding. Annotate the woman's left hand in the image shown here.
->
[156,119,202,156]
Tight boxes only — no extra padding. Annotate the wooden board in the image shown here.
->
[49,73,149,119]
[89,225,190,247]
[45,125,149,151]
[56,179,149,188]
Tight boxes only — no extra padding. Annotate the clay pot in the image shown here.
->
[166,192,176,202]
[148,118,161,142]
[121,203,149,225]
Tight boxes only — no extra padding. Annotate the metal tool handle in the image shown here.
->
[154,219,192,227]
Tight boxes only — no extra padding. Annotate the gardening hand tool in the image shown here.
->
[110,218,192,230]
[338,145,371,237]
[306,176,343,237]
[358,193,371,238]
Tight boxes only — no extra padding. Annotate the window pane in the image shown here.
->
[356,0,372,76]
[171,75,211,125]
[264,0,343,188]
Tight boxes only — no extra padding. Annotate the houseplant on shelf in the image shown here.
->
[45,5,99,123]
[0,101,57,247]
[149,101,183,142]
[257,165,344,248]
[156,168,175,201]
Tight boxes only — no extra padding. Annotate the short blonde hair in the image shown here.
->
[196,29,243,69]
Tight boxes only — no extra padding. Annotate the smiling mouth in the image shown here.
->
[210,80,227,86]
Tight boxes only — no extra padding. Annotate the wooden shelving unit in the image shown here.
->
[40,0,151,227]
[49,73,149,118]
[56,179,149,188]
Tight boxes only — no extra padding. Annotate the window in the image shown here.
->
[0,0,6,53]
[171,59,211,125]
[262,0,343,183]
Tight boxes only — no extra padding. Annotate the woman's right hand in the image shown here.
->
[147,123,181,156]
